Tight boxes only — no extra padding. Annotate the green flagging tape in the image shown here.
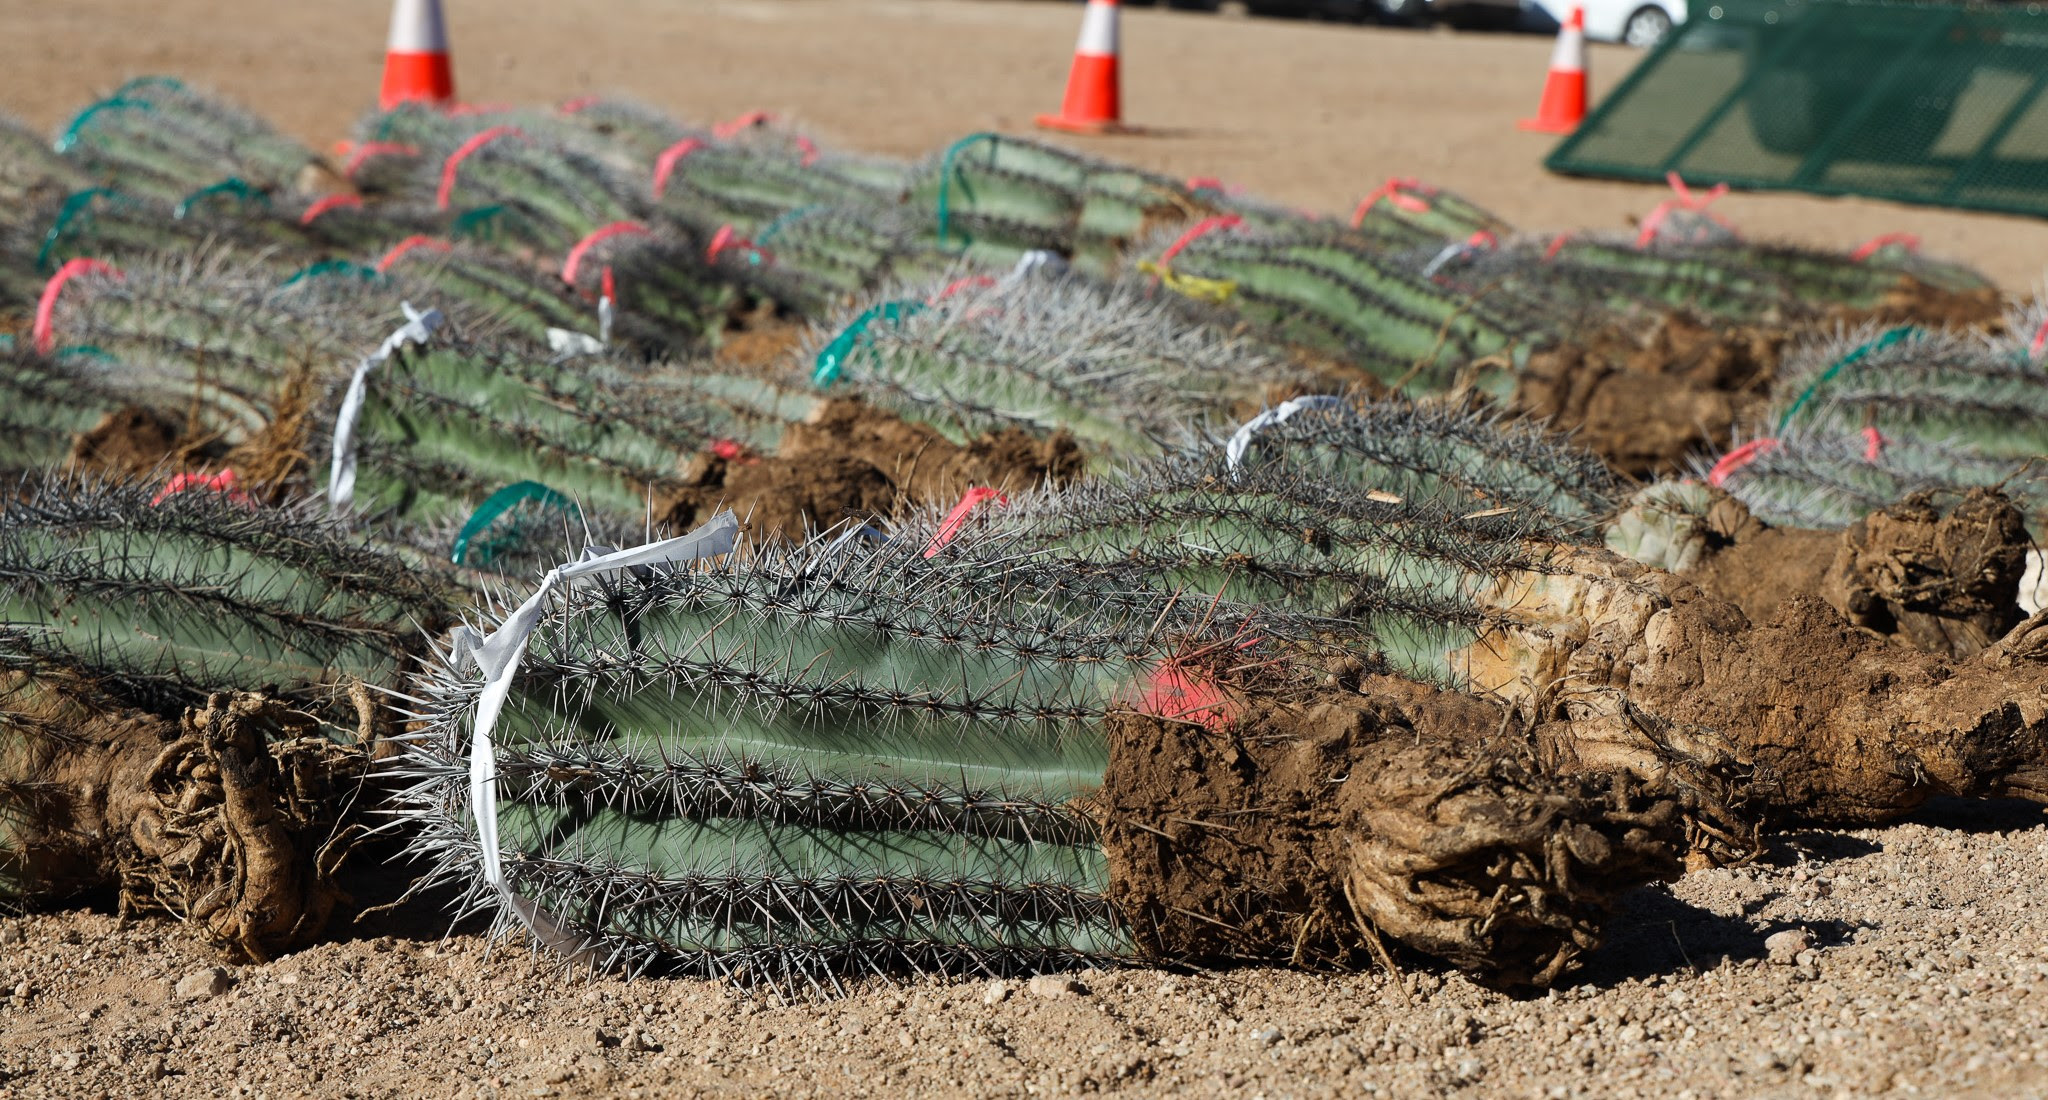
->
[1776,326,1918,433]
[175,177,266,220]
[755,204,822,246]
[933,132,1001,253]
[812,300,923,388]
[112,76,185,99]
[55,97,150,153]
[451,481,582,567]
[452,204,506,241]
[35,188,118,272]
[278,260,381,289]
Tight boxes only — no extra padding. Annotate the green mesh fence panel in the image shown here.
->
[1548,0,2048,217]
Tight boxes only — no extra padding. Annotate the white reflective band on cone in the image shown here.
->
[1076,0,1120,56]
[1225,395,1347,471]
[387,0,451,52]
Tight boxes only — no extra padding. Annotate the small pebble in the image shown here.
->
[1248,1027,1282,1046]
[1766,928,1814,966]
[0,923,22,945]
[1028,975,1086,999]
[174,966,232,1002]
[982,980,1011,1006]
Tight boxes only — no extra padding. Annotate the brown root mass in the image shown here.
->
[1515,314,1783,478]
[1672,491,1838,626]
[1097,692,1687,988]
[663,397,1084,541]
[2,685,365,961]
[1460,538,2048,830]
[66,406,187,478]
[1843,277,2005,330]
[1819,489,2029,659]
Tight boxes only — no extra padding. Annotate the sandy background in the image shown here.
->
[6,3,2048,1097]
[4,0,2047,288]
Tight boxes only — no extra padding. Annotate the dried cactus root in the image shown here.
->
[1097,692,1687,988]
[1820,489,2029,659]
[3,688,369,960]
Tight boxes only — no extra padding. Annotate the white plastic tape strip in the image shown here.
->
[1224,395,1346,471]
[326,301,446,513]
[451,512,742,891]
[544,327,605,356]
[1419,240,1471,279]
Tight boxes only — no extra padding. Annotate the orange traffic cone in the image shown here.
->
[1519,6,1588,134]
[1036,0,1127,135]
[380,0,455,111]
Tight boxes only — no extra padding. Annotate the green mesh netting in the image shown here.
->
[1548,0,2048,217]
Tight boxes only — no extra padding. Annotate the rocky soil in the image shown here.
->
[4,800,2048,1098]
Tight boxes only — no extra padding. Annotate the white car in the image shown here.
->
[1532,0,1685,47]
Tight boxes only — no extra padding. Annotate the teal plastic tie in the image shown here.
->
[451,481,581,567]
[812,300,923,388]
[175,177,266,220]
[1775,325,1917,434]
[933,132,1001,253]
[55,97,150,153]
[34,188,118,272]
[53,344,114,362]
[112,76,185,99]
[452,204,506,241]
[277,260,382,289]
[755,204,821,246]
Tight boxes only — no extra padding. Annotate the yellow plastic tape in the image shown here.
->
[1136,260,1238,304]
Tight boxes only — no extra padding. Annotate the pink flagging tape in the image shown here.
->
[2030,316,2048,360]
[1186,175,1224,192]
[1157,215,1243,266]
[712,111,774,139]
[447,101,514,117]
[1135,660,1234,732]
[560,221,651,285]
[150,469,250,507]
[794,135,819,166]
[1862,426,1886,462]
[1467,229,1498,250]
[932,276,997,303]
[650,138,707,200]
[1850,233,1921,262]
[437,126,526,210]
[375,235,452,274]
[601,266,616,305]
[922,487,1007,558]
[1544,231,1574,262]
[300,194,364,225]
[33,258,121,354]
[709,439,746,462]
[1637,172,1735,249]
[1350,178,1431,227]
[558,95,602,114]
[1707,438,1779,487]
[344,141,420,178]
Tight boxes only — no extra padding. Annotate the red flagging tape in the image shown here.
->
[1350,177,1431,226]
[1707,438,1778,487]
[561,221,651,285]
[712,111,774,139]
[437,126,526,210]
[33,258,121,354]
[300,194,364,225]
[650,138,706,200]
[558,95,602,114]
[922,487,1007,558]
[932,276,997,303]
[704,224,771,266]
[151,469,249,507]
[1157,215,1244,266]
[1849,233,1920,263]
[1862,426,1886,462]
[375,235,452,274]
[343,141,420,179]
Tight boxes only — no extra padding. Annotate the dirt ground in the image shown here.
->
[4,802,2048,1099]
[5,0,2048,289]
[9,2,2048,1097]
